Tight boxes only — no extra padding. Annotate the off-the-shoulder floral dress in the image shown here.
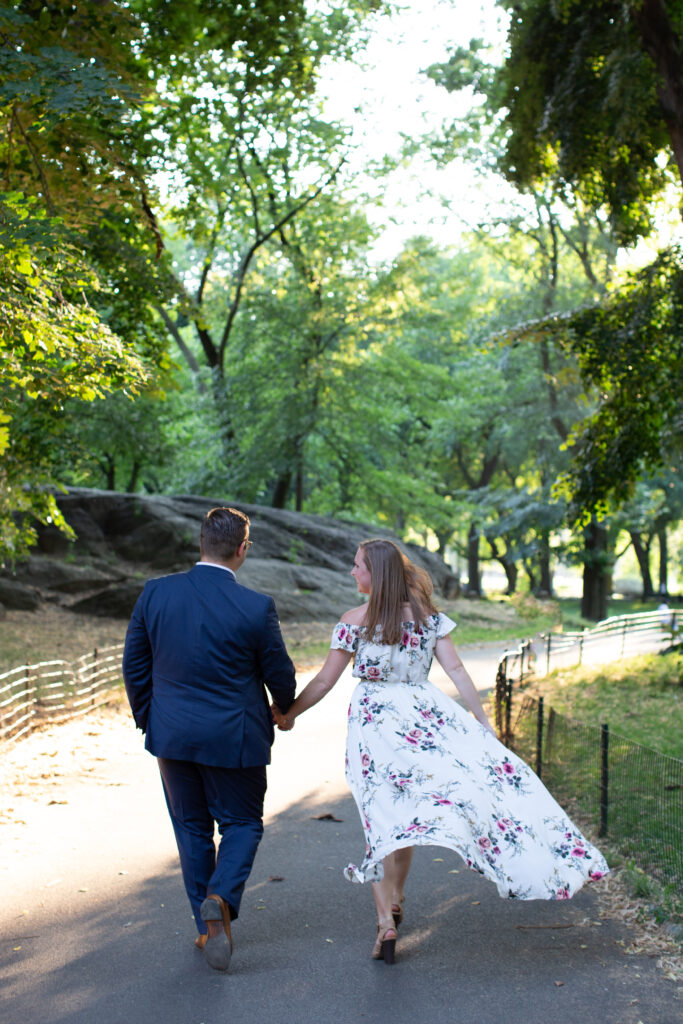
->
[332,612,608,899]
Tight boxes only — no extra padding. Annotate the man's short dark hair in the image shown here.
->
[200,507,250,561]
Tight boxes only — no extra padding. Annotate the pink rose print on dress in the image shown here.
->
[366,666,382,680]
[487,758,527,792]
[431,794,453,806]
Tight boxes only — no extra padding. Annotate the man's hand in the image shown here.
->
[271,704,294,731]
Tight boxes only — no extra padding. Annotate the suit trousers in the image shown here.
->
[157,757,267,930]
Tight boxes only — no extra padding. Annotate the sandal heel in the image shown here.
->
[382,937,396,964]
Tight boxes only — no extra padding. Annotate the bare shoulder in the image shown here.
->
[339,604,367,626]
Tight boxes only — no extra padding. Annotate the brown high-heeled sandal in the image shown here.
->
[372,920,397,964]
[391,898,405,927]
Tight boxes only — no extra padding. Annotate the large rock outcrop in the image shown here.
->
[1,489,459,620]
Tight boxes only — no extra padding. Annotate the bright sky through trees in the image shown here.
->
[318,0,511,259]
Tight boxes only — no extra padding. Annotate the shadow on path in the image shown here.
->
[1,785,679,1024]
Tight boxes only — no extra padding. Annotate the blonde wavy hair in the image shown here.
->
[358,538,437,646]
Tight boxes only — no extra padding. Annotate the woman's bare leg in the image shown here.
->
[371,846,413,922]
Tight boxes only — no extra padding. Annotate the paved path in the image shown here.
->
[0,644,680,1024]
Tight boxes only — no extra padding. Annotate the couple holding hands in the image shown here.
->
[123,506,607,972]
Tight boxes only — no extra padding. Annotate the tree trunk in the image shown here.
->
[126,461,141,495]
[536,532,553,597]
[434,528,451,552]
[271,472,291,509]
[101,454,116,491]
[629,530,655,599]
[581,519,609,621]
[295,464,304,513]
[633,0,683,201]
[501,558,518,595]
[488,536,517,594]
[657,525,669,596]
[465,521,482,596]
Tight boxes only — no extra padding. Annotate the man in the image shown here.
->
[122,506,296,972]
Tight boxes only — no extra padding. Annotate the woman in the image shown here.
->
[274,539,608,965]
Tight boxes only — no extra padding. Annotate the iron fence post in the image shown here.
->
[536,696,544,780]
[505,675,513,746]
[599,722,609,838]
[546,633,551,677]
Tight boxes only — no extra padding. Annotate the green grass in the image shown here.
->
[522,652,683,757]
[508,653,683,931]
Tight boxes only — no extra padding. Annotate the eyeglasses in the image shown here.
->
[243,539,253,550]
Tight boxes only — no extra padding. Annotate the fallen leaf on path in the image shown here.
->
[471,901,480,905]
[312,813,343,822]
[268,876,285,882]
[47,800,68,805]
[554,981,564,987]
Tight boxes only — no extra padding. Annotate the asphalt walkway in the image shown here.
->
[0,644,680,1024]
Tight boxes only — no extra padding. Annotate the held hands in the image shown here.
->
[271,703,295,731]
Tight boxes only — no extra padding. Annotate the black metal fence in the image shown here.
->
[494,623,683,888]
[508,695,683,887]
[0,643,124,743]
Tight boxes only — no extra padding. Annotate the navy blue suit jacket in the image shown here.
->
[122,564,296,768]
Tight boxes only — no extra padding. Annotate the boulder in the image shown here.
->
[24,487,460,621]
[8,556,122,594]
[69,580,146,618]
[0,578,40,611]
[238,559,359,621]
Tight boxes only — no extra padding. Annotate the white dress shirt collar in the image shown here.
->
[195,561,236,579]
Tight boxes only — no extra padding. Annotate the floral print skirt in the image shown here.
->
[343,678,609,899]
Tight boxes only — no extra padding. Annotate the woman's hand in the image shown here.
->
[271,704,294,731]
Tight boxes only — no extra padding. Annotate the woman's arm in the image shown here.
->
[435,635,496,735]
[273,647,353,730]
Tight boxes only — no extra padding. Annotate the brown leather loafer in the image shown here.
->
[199,893,233,972]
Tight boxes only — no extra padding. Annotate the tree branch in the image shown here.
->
[217,158,346,366]
[11,106,55,214]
